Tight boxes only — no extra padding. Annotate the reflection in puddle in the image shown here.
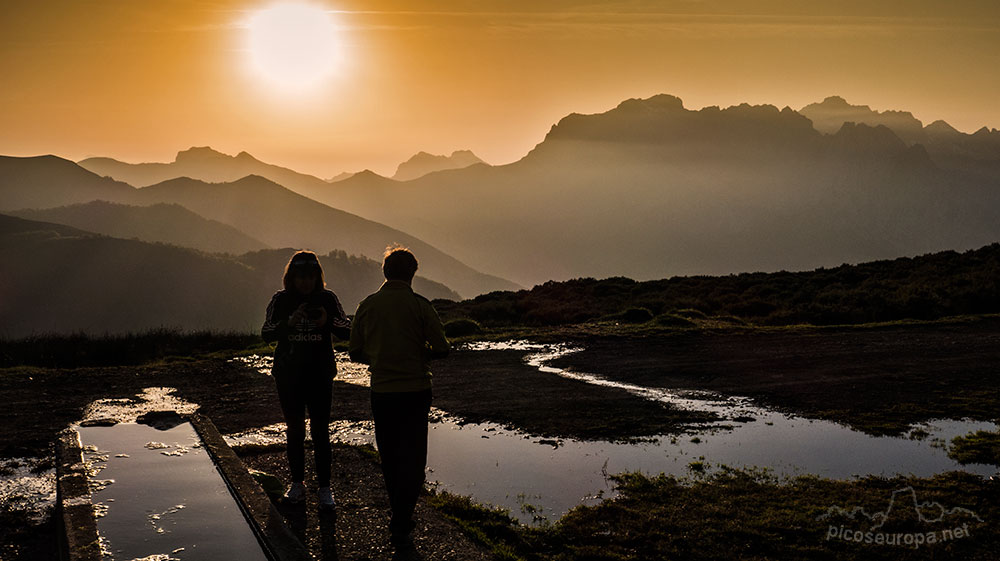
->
[229,352,371,387]
[79,423,268,561]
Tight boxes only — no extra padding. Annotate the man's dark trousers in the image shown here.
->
[370,388,432,537]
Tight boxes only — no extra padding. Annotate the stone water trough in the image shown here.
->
[55,412,309,561]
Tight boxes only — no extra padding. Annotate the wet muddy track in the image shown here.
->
[239,445,495,561]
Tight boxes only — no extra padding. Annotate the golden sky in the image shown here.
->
[1,1,998,177]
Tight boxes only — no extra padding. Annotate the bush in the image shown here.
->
[672,308,708,319]
[620,307,654,324]
[654,313,696,328]
[444,318,483,338]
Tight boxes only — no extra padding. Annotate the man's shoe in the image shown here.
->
[283,482,306,504]
[389,517,416,547]
[317,486,335,511]
[390,531,414,549]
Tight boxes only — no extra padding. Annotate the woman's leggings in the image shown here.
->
[274,368,333,487]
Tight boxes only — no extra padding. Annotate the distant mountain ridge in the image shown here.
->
[799,95,1000,174]
[80,146,340,203]
[10,201,268,254]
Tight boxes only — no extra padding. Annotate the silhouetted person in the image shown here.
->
[349,246,450,548]
[262,251,350,511]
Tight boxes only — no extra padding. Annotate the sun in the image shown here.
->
[244,2,342,92]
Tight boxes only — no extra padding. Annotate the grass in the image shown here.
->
[949,431,1000,466]
[428,467,1000,561]
[0,329,267,368]
[426,490,532,561]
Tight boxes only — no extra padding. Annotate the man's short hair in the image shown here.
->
[383,246,418,281]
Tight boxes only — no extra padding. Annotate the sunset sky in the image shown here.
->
[1,0,998,177]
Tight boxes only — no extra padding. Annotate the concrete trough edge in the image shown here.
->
[55,428,102,561]
[189,412,313,561]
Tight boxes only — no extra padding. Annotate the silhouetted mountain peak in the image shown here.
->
[231,173,280,188]
[831,122,910,155]
[352,169,386,180]
[235,150,260,162]
[175,146,234,163]
[820,95,851,107]
[392,150,485,181]
[615,94,685,113]
[800,96,925,142]
[925,119,960,136]
[533,94,817,157]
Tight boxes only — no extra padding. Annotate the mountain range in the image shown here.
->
[313,94,1000,286]
[5,92,1000,309]
[800,95,1000,176]
[0,154,516,297]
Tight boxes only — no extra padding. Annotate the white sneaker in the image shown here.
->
[317,486,335,511]
[283,482,306,504]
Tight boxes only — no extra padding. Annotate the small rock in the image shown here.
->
[136,410,186,431]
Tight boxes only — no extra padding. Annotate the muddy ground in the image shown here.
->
[550,318,1000,435]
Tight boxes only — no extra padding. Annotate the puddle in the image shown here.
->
[224,418,375,449]
[416,341,999,523]
[230,352,371,387]
[78,422,268,561]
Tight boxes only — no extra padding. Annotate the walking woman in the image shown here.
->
[262,251,350,510]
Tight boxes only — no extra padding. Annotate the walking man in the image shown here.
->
[349,246,450,548]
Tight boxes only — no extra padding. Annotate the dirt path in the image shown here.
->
[240,445,495,561]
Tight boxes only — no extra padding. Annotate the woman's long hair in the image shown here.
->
[282,250,326,291]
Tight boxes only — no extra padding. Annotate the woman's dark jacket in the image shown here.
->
[262,288,351,374]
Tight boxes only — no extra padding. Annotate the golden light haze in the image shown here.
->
[1,0,998,177]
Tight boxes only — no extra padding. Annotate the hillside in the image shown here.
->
[435,242,1000,327]
[10,201,268,254]
[126,174,516,296]
[0,155,136,211]
[0,214,458,337]
[317,94,1000,287]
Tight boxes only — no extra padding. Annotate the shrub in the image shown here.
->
[672,308,708,319]
[653,313,696,328]
[620,307,654,324]
[444,318,483,338]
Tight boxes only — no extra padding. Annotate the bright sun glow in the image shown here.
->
[245,3,342,92]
